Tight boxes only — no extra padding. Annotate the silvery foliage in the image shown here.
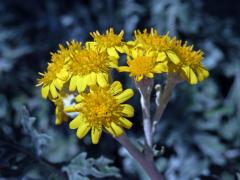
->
[62,152,120,180]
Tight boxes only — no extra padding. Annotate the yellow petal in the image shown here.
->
[75,94,84,102]
[50,83,58,98]
[136,75,143,81]
[64,104,82,112]
[97,73,108,87]
[115,89,134,103]
[157,52,167,62]
[111,122,123,137]
[41,85,49,99]
[166,51,181,64]
[196,66,209,81]
[115,46,125,53]
[120,104,134,117]
[118,117,133,129]
[86,72,97,86]
[54,79,63,90]
[76,123,91,139]
[131,49,138,59]
[107,47,119,59]
[109,81,123,95]
[57,69,69,81]
[126,41,136,46]
[109,59,118,68]
[69,76,78,91]
[118,66,130,72]
[146,73,154,78]
[153,63,168,73]
[77,76,87,92]
[91,127,102,144]
[69,114,84,129]
[182,66,198,84]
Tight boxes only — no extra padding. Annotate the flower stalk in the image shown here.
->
[116,133,164,180]
[152,74,179,135]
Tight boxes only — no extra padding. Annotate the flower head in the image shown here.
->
[167,40,209,84]
[88,28,125,60]
[64,81,134,144]
[129,29,173,52]
[37,54,70,99]
[56,40,82,63]
[118,48,168,81]
[68,45,117,92]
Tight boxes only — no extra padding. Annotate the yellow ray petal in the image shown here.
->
[109,81,123,95]
[86,72,97,86]
[64,104,82,113]
[118,66,130,72]
[50,83,58,98]
[146,73,154,78]
[97,73,108,87]
[111,122,123,137]
[77,76,87,92]
[54,79,63,90]
[166,50,181,64]
[69,114,84,129]
[69,75,78,91]
[182,66,198,84]
[107,47,119,59]
[120,104,134,117]
[118,117,133,129]
[91,127,102,144]
[76,123,91,139]
[57,69,69,81]
[153,63,168,73]
[115,89,134,103]
[41,85,50,99]
[157,52,167,62]
[75,94,84,102]
[196,66,209,81]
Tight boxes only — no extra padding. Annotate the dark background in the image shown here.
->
[0,0,240,179]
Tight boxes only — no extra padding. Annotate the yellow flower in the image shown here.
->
[168,40,209,84]
[56,40,82,63]
[64,81,134,144]
[52,94,68,125]
[88,28,125,60]
[118,48,168,81]
[68,45,117,92]
[128,29,173,52]
[37,54,70,99]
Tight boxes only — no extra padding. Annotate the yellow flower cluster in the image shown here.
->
[37,28,209,144]
[121,29,209,83]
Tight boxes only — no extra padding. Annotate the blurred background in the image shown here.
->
[0,0,240,179]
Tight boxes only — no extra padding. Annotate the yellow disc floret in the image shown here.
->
[64,81,134,144]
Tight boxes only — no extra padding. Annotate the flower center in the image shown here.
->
[173,42,203,66]
[70,49,109,75]
[128,56,155,76]
[94,34,122,48]
[81,88,122,127]
[135,31,172,51]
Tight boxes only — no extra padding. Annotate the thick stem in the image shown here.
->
[116,134,164,180]
[152,74,177,135]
